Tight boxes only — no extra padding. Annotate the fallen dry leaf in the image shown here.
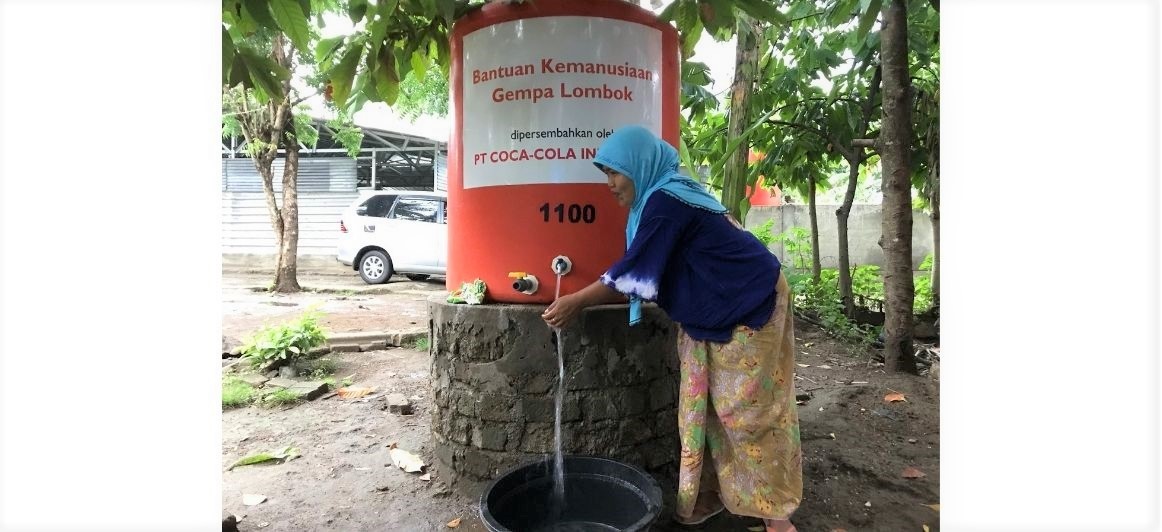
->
[446,517,462,528]
[337,386,375,399]
[390,447,426,473]
[796,363,810,368]
[902,467,927,479]
[884,392,907,403]
[420,473,432,481]
[242,494,267,506]
[828,433,836,440]
[923,503,940,512]
[923,525,930,532]
[819,365,832,369]
[804,342,814,348]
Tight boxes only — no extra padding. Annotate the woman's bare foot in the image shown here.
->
[764,518,798,532]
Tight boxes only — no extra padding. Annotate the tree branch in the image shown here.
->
[767,119,854,160]
[858,64,883,136]
[291,87,322,107]
[789,11,825,23]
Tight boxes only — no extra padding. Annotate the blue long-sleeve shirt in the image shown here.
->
[600,192,781,342]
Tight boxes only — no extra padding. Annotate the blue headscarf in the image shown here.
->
[593,125,728,325]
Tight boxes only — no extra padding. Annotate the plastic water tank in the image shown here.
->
[448,0,679,303]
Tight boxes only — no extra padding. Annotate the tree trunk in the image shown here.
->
[835,160,859,315]
[275,119,302,293]
[808,177,821,282]
[930,204,939,307]
[878,0,916,373]
[253,141,286,287]
[928,132,940,308]
[269,34,301,293]
[721,19,759,222]
[835,66,881,317]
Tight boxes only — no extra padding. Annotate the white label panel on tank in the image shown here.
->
[462,16,663,189]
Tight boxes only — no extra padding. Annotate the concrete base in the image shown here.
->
[428,300,680,490]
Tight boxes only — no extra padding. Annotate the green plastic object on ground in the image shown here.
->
[447,279,487,305]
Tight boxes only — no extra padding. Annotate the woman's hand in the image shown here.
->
[541,280,623,329]
[542,293,585,329]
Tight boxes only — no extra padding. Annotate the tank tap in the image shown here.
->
[551,255,572,276]
[507,272,539,295]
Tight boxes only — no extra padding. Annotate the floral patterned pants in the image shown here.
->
[674,273,803,520]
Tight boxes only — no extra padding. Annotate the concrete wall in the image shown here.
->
[429,301,680,490]
[745,204,934,270]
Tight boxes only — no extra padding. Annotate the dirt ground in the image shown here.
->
[222,272,939,531]
[221,273,445,340]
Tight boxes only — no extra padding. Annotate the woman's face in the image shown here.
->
[603,167,635,208]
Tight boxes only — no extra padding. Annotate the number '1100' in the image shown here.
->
[539,203,596,223]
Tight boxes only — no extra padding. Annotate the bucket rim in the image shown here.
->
[477,454,663,532]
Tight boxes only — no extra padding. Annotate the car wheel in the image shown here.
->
[405,274,430,281]
[359,251,393,284]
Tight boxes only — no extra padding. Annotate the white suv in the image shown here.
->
[337,191,448,284]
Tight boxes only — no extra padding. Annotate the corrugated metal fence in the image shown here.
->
[222,157,359,255]
[435,153,448,192]
[222,157,357,192]
[221,156,450,256]
[221,192,359,255]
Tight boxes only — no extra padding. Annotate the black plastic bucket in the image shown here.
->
[480,455,663,532]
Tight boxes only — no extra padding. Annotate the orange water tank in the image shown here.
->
[746,150,783,207]
[448,0,680,303]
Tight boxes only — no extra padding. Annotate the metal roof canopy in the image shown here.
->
[222,118,447,190]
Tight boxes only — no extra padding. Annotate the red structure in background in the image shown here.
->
[745,151,783,207]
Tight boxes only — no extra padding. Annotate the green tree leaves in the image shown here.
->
[269,0,311,57]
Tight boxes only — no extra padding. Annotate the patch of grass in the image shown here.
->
[341,376,355,387]
[222,377,256,409]
[410,335,430,351]
[261,388,303,408]
[308,357,338,378]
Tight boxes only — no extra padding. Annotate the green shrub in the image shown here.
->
[241,310,327,371]
[771,229,935,344]
[851,265,884,300]
[772,227,811,270]
[747,219,777,247]
[914,252,936,311]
